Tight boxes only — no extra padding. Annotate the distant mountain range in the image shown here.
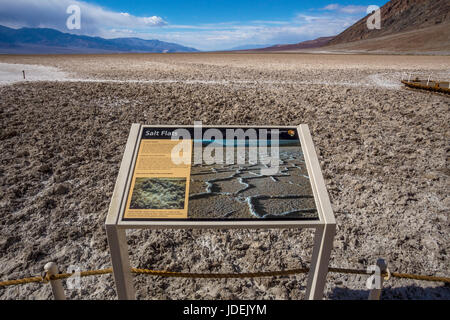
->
[227,44,275,51]
[0,25,199,54]
[2,0,449,55]
[248,37,334,52]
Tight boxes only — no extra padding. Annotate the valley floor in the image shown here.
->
[0,53,449,299]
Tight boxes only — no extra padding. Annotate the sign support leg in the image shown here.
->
[305,224,335,300]
[368,258,387,300]
[106,225,135,300]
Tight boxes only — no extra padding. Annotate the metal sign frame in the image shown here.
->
[105,124,336,300]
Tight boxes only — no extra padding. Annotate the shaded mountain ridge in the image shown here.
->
[250,36,334,52]
[243,0,450,54]
[329,0,450,45]
[0,25,198,54]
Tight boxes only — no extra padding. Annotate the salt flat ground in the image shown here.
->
[0,53,449,300]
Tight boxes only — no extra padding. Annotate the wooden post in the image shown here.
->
[368,258,387,300]
[22,70,26,79]
[44,262,66,300]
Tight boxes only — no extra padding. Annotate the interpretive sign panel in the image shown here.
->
[105,123,335,300]
[123,126,318,221]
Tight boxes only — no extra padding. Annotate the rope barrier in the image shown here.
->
[390,272,450,283]
[131,267,310,279]
[0,266,449,288]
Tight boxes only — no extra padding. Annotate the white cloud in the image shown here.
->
[339,5,367,14]
[0,0,166,36]
[322,3,367,14]
[128,14,359,51]
[323,4,340,11]
[128,8,363,51]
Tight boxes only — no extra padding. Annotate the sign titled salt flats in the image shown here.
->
[123,124,317,220]
[105,123,336,300]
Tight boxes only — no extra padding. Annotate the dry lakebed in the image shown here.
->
[0,53,449,299]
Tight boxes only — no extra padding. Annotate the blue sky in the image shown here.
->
[0,0,388,50]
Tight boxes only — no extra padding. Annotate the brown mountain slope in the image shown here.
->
[251,36,334,52]
[324,21,450,54]
[245,0,449,54]
[329,0,450,45]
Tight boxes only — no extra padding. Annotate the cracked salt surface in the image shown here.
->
[0,63,69,85]
[2,62,437,90]
[189,150,317,219]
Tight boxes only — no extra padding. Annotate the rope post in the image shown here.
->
[44,262,66,300]
[22,70,25,79]
[368,259,387,300]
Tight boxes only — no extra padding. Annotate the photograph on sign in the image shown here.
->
[129,178,187,210]
[123,127,318,221]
